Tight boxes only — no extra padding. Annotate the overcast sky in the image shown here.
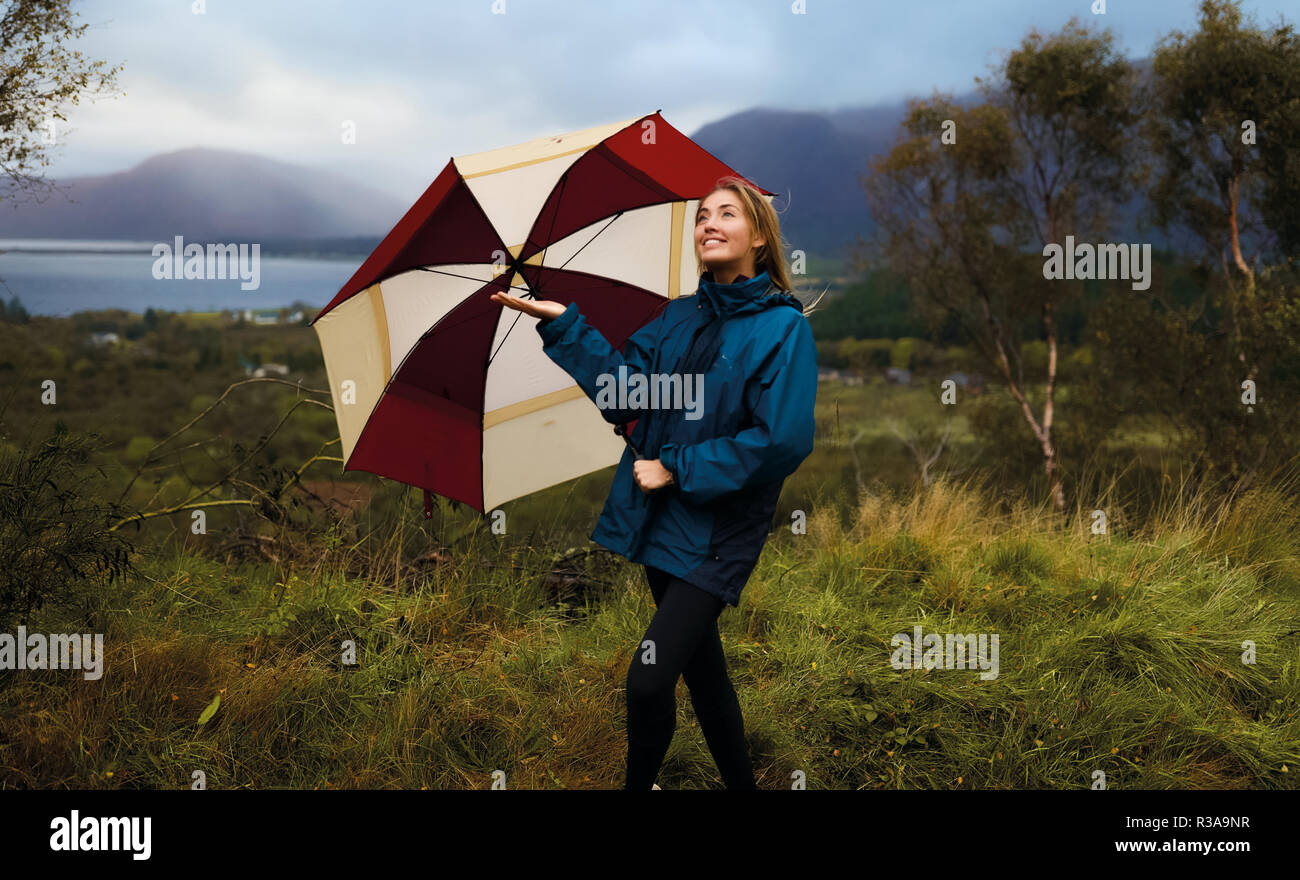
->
[46,0,1296,201]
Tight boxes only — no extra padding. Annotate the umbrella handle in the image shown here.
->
[616,423,676,495]
[613,423,645,460]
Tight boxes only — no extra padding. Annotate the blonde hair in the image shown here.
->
[693,175,826,318]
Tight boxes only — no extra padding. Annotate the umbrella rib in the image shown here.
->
[394,269,525,349]
[419,181,631,369]
[484,172,573,366]
[484,210,625,368]
[417,265,528,291]
[533,170,568,297]
[485,171,565,367]
[555,210,623,274]
[488,307,527,367]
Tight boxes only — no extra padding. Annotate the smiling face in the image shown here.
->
[695,188,765,278]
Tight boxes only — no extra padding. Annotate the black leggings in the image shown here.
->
[623,565,756,790]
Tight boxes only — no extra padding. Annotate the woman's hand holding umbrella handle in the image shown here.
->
[490,291,567,321]
[633,459,674,494]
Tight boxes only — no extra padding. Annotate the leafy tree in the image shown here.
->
[1254,23,1300,258]
[1079,260,1300,485]
[1,295,29,323]
[1073,0,1300,486]
[1146,0,1300,283]
[863,17,1141,511]
[0,0,123,202]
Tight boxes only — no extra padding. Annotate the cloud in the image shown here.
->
[40,0,1289,200]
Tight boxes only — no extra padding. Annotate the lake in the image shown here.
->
[0,239,361,317]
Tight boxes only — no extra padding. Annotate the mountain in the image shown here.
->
[2,59,1259,266]
[0,147,406,241]
[689,94,982,263]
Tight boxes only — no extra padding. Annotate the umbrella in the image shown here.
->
[310,110,774,517]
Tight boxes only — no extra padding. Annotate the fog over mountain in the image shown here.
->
[1,60,1221,264]
[0,147,407,242]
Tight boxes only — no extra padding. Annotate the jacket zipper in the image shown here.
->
[627,284,777,563]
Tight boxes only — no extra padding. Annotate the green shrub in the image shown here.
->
[0,422,135,629]
[891,337,916,369]
[840,338,893,371]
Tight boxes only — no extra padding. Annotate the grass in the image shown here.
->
[1,470,1296,790]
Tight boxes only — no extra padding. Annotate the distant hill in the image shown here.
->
[0,147,406,242]
[690,94,987,262]
[3,58,1263,268]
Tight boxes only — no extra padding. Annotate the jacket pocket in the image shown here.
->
[655,494,715,564]
[706,480,783,561]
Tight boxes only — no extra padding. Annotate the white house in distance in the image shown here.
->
[244,308,279,325]
[817,367,864,385]
[246,363,290,378]
[235,308,305,325]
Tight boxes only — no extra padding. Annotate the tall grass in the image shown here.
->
[1,473,1296,789]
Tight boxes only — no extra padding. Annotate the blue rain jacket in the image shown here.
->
[535,270,818,606]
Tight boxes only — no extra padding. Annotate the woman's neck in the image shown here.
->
[708,264,757,285]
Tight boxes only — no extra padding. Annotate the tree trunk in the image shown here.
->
[1227,175,1254,287]
[1041,435,1066,513]
[1040,300,1065,513]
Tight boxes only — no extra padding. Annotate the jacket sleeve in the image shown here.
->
[657,314,817,505]
[535,300,666,425]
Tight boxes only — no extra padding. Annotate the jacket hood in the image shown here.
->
[696,270,803,318]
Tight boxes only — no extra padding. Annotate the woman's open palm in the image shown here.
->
[490,291,566,321]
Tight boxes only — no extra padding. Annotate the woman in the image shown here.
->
[491,176,819,790]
